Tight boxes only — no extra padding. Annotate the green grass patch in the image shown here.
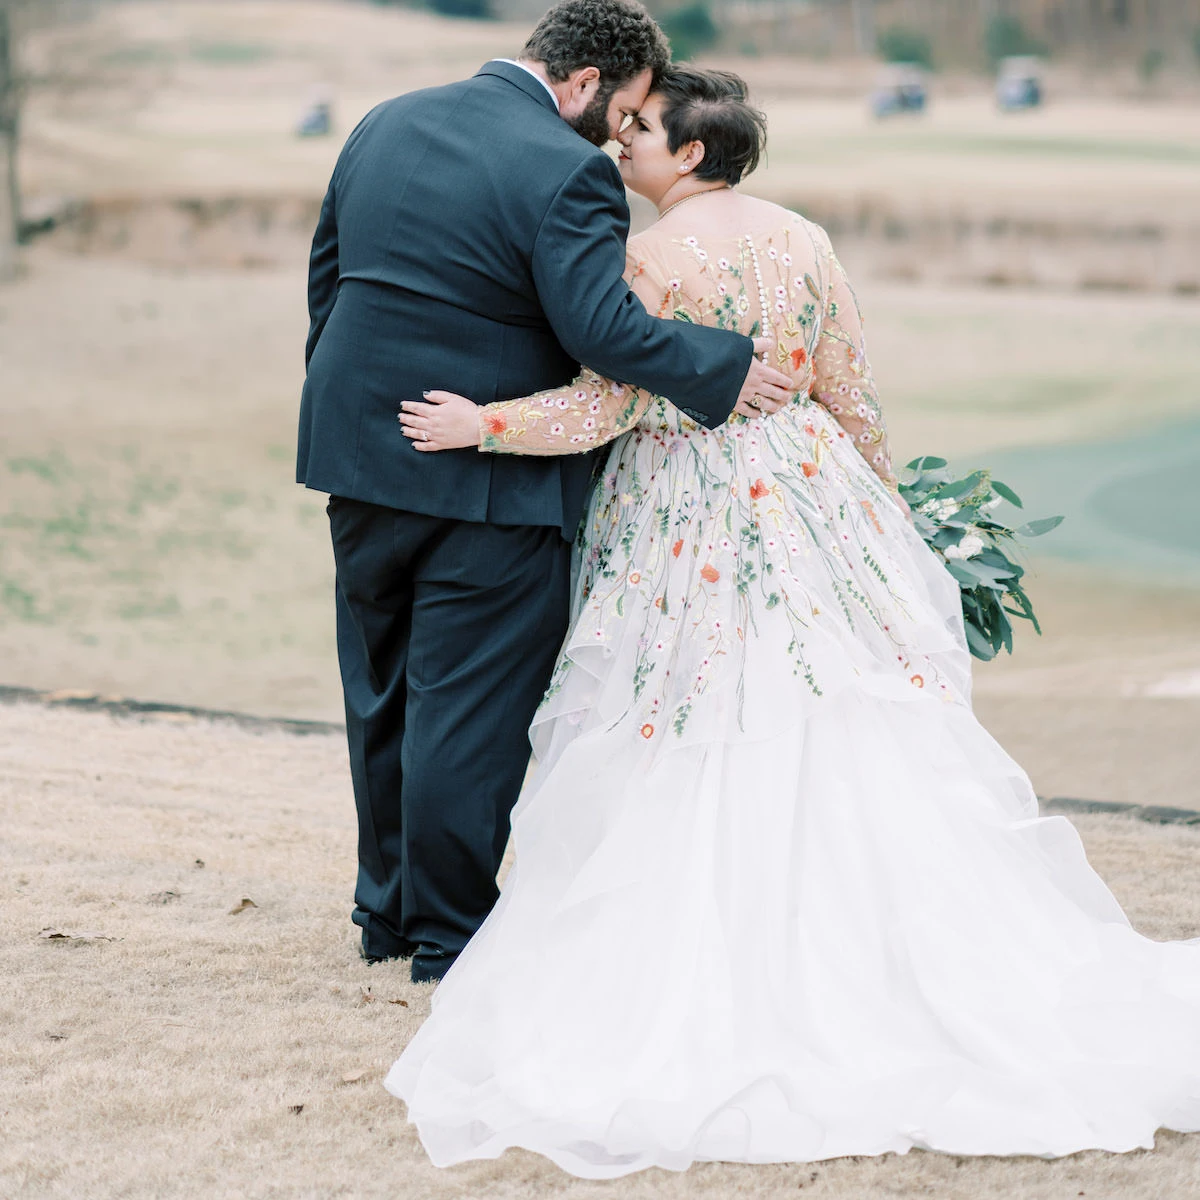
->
[187,41,273,67]
[99,43,175,68]
[913,374,1105,414]
[867,132,1200,166]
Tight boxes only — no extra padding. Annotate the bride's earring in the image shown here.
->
[679,166,689,174]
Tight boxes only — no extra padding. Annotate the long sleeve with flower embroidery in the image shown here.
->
[478,367,654,455]
[810,246,897,491]
[477,250,664,456]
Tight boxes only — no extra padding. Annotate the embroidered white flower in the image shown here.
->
[669,278,682,292]
[549,422,565,436]
[717,257,732,270]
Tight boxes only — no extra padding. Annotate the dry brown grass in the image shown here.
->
[4,700,1200,1199]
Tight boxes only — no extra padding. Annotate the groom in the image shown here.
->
[297,0,793,982]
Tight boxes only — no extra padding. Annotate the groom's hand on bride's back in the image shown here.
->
[731,340,795,420]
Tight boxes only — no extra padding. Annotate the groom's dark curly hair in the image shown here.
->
[523,0,671,86]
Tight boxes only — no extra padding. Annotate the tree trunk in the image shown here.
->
[0,3,19,282]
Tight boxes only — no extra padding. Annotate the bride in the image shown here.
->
[386,65,1200,1178]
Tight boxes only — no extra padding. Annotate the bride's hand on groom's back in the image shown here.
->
[731,340,795,420]
[399,392,481,452]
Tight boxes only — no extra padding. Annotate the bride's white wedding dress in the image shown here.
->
[384,208,1200,1177]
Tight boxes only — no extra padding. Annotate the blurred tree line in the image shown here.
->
[388,0,1200,73]
[657,0,1200,68]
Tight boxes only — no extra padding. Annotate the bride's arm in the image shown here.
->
[415,250,665,457]
[476,361,655,457]
[399,248,784,455]
[810,238,899,492]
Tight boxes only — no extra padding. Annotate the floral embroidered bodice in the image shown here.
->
[477,211,896,491]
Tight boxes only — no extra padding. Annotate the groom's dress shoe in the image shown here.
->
[411,948,457,984]
[359,939,418,965]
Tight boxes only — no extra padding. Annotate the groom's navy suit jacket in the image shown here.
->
[296,61,753,538]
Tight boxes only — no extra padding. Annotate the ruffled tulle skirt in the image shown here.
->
[385,401,1200,1177]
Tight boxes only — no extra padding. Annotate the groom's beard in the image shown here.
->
[565,83,618,147]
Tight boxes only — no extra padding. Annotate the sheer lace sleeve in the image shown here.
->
[811,240,898,491]
[477,250,661,456]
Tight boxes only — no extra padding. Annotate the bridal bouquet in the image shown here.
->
[898,456,1063,662]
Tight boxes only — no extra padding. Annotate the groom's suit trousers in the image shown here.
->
[328,496,570,965]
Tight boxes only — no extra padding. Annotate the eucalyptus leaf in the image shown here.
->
[1015,515,1065,538]
[990,479,1024,508]
[965,623,997,660]
[933,471,986,502]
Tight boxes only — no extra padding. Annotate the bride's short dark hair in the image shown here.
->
[655,67,767,187]
[524,0,671,87]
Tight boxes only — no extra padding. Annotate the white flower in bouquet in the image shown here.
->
[922,498,961,520]
[945,533,985,560]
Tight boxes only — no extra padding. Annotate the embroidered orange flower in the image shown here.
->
[654,596,664,609]
[484,413,506,435]
[801,462,819,478]
[803,423,816,437]
[628,571,641,585]
[700,564,720,583]
[790,347,808,370]
[910,674,925,688]
[749,479,769,501]
[861,499,884,534]
[640,723,655,739]
[672,539,684,558]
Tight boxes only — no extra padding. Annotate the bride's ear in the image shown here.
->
[678,140,706,175]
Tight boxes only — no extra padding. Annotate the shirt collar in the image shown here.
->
[493,59,561,112]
